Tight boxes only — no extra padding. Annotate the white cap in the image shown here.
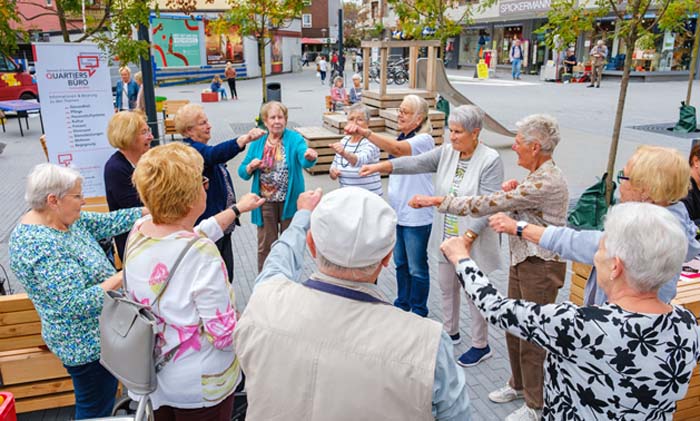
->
[310,187,397,268]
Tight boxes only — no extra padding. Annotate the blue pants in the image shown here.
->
[393,224,431,317]
[511,58,522,79]
[64,359,118,419]
[217,88,227,99]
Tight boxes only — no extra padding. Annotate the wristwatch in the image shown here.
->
[464,231,478,241]
[231,204,241,218]
[516,221,529,238]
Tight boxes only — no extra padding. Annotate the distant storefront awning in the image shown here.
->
[302,38,323,45]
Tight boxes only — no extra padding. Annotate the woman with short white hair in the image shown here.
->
[410,113,568,420]
[441,202,700,420]
[361,105,504,366]
[345,94,435,319]
[9,163,146,419]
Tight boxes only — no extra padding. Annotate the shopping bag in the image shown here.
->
[673,101,697,133]
[567,173,616,231]
[316,71,321,78]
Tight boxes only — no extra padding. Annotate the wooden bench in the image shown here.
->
[162,100,190,141]
[0,294,75,413]
[569,262,700,420]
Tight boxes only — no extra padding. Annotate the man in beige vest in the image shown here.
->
[234,187,470,420]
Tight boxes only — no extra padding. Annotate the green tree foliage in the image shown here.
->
[343,2,362,48]
[223,0,304,102]
[0,0,25,55]
[543,0,695,203]
[387,0,467,44]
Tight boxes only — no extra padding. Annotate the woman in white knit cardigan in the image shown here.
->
[360,105,505,366]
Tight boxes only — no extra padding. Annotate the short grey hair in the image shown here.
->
[515,114,560,154]
[401,94,432,135]
[351,73,361,80]
[25,163,83,210]
[317,253,382,280]
[448,105,484,133]
[346,103,370,121]
[603,202,687,293]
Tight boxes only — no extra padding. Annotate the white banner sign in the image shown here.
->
[34,43,114,198]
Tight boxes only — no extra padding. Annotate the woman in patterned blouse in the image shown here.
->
[410,114,568,420]
[127,143,264,418]
[9,163,146,419]
[441,202,700,420]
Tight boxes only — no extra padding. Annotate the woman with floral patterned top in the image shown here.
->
[441,202,700,420]
[410,114,568,421]
[127,143,264,419]
[9,163,146,419]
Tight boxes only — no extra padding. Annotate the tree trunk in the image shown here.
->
[259,39,267,103]
[605,23,640,204]
[55,0,71,42]
[686,9,700,104]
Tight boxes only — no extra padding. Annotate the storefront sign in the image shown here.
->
[204,19,244,65]
[152,17,202,68]
[499,0,551,16]
[34,43,114,198]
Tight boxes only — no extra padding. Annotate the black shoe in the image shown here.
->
[450,333,461,345]
[587,85,595,88]
[596,85,600,88]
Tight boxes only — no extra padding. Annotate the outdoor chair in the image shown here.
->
[162,100,190,141]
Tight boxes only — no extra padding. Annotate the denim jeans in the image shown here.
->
[393,224,431,317]
[64,359,118,419]
[511,58,522,79]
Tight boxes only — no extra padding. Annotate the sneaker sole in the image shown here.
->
[457,351,493,368]
[488,391,524,404]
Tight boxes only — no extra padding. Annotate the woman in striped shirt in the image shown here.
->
[329,103,383,196]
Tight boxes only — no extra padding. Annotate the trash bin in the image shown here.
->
[266,82,281,103]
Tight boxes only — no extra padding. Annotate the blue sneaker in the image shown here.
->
[457,345,492,367]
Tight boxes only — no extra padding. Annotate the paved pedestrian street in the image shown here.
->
[3,65,698,420]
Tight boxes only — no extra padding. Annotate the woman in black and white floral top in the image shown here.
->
[441,202,700,420]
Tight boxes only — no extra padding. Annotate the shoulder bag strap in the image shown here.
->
[151,236,200,307]
[302,279,388,305]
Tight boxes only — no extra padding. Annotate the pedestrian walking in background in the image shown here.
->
[509,39,524,80]
[319,56,328,85]
[588,40,608,88]
[225,62,238,100]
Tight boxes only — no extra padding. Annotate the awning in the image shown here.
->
[302,38,323,45]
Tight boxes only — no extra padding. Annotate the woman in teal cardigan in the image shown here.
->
[239,101,318,271]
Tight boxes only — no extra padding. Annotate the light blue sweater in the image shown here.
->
[540,202,700,304]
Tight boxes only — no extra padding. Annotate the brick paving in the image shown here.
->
[5,65,694,420]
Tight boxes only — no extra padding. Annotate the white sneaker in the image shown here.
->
[488,384,524,403]
[505,404,541,421]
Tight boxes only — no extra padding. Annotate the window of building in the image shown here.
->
[302,14,312,28]
[303,0,311,6]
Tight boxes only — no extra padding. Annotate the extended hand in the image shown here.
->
[243,127,266,144]
[329,168,341,180]
[358,164,379,177]
[237,193,265,213]
[502,179,519,192]
[247,158,262,174]
[440,237,471,266]
[304,148,318,161]
[408,194,442,209]
[297,188,323,211]
[330,142,345,155]
[489,212,517,235]
[344,122,361,135]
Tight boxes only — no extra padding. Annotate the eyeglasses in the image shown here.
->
[616,169,630,183]
[202,176,209,190]
[140,127,152,136]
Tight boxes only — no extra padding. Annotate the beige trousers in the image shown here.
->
[438,262,489,348]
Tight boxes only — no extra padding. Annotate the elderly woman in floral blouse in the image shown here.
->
[441,202,700,420]
[9,163,146,419]
[410,114,568,421]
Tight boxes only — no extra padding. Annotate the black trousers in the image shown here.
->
[216,233,234,283]
[227,78,238,98]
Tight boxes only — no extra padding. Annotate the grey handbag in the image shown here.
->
[99,236,198,395]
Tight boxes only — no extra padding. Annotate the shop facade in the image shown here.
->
[450,1,700,81]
